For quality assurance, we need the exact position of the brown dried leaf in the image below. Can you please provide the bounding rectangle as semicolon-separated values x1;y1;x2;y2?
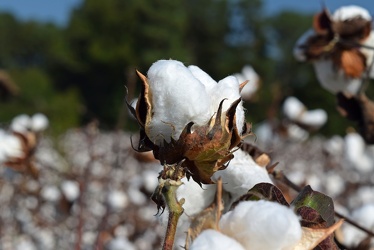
292;219;344;250
339;49;366;78
313;8;332;35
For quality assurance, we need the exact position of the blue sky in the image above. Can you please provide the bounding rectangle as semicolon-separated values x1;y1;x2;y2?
0;0;373;26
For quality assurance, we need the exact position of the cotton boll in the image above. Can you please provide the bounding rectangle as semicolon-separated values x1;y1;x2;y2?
31;113;49;132
177;177;216;216
188;65;217;92
61;180;80;202
220;200;302;250
323;135;344;156
190;229;245;250
107;190;129;210
40;185;61;202
11;114;32;133
342;203;374;246
293;29;315;61
332;5;371;22
299;109;327;128
344;132;374;173
212;149;272;201
212;76;245;134
313;60;362;94
147;60;212;144
0;131;23;162
107;236;136;250
283;96;305;121
235;65;260;101
286;124;309;142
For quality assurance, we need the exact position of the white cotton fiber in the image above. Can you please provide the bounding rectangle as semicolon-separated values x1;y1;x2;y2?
299;109;327;128
190;229;245;250
31;113;49;132
234;65;260;101
188;65;217;92
313;60;362;94
220;200;302;250
332;5;371;22
283;97;305;121
0;130;23;162
211;76;245;134
342;203;374;246
61;180;80;202
344;132;374;173
212;149;272;200
177;177;216;216
147;60;212;144
11;114;32;133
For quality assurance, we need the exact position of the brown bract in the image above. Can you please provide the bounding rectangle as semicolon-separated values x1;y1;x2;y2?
127;70;251;185
299;8;371;78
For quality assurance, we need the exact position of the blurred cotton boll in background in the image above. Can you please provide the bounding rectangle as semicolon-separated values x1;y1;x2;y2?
283;96;327;130
293;5;374;94
10;113;49;134
342;203;374;247
0;129;24;163
219;200;302;250
234;65;260;101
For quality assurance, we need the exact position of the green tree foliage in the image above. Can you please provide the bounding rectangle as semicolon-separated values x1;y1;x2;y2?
0;13;81;134
0;1;362;136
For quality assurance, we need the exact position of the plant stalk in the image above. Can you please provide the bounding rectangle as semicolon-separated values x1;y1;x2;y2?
162;181;184;250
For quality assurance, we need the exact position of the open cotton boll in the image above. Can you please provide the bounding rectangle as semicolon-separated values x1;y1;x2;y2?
286;124;309;142
220;200;302;250
313;60;362;94
31;113;49;132
10;114;32;133
211;149;272;201
190;229;245;250
332;5;371;22
344;132;374;172
61;180;80;202
283;96;305;121
107;190;129;210
188;65;217;92
299;109;327;128
234;65;260;101
176;177;216;216
342;203;374;247
293;29;315;61
147;60;212;144
0;131;23;162
211;76;245;134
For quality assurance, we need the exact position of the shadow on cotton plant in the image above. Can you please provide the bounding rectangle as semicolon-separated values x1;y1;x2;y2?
127;59;343;250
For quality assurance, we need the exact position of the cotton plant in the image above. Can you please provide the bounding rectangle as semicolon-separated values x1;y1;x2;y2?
294;5;374;94
127;59;344;250
0;113;49;176
186;180;343;250
127;59;251;249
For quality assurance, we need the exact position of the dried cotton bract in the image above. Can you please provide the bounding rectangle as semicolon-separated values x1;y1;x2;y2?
128;59;251;184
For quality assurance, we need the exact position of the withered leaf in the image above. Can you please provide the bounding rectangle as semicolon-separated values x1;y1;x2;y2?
230;182;289;210
292;220;344;250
